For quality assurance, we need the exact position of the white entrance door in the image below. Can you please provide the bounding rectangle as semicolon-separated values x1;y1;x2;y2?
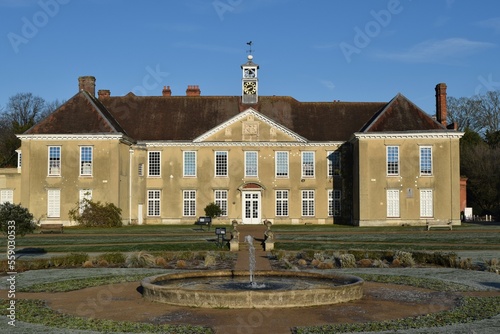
242;191;261;224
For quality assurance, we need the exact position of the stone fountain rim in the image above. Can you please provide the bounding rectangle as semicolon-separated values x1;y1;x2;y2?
142;270;364;291
141;270;364;308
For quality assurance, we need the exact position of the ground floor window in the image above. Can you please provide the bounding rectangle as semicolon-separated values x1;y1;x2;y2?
386;189;400;217
302;190;315;216
420;189;433;217
214;190;228;216
183;190;196;216
0;189;13;204
147;190;161;216
47;189;61;218
329;190;341;217
276;190;289;216
79;189;92;214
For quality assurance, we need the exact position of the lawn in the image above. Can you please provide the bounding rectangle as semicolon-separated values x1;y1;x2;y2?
1;222;499;253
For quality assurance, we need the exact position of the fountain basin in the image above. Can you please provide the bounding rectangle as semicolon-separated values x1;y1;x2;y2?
141;270;364;308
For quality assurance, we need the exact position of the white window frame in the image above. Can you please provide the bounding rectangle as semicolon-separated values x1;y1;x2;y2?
215;190;228;216
0;189;14;204
275;151;289;178
301;190;315;217
420;146;432;176
47;189;61;218
276;190;289;216
245;151;258;177
138;163;144;176
215;151;228;177
387;146;399;176
420;189;434;218
302;151;315;178
329;189;341;217
386;189;400;218
48;146;61;176
148;151;161;177
80;146;93;176
79;189;92;214
183;190;196;216
147;190;161;217
183;151;197;177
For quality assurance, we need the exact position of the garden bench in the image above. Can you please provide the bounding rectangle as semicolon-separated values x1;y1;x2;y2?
40;223;64;234
426;220;453;231
194;216;212;231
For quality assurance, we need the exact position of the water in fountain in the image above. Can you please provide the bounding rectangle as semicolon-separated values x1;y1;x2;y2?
245;235;266;289
245;235;256;286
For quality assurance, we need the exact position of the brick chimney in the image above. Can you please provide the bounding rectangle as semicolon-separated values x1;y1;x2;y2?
162;86;172;96
98;89;110;99
435;83;447;126
186;85;201;96
78;76;96;96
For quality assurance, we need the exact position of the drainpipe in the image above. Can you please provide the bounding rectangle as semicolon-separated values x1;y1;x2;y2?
129;148;134;225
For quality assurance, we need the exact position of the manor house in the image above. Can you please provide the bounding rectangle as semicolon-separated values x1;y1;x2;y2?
0;55;463;226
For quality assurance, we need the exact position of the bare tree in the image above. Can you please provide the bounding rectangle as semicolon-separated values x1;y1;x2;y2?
0;93;63;167
5;93;46;132
447;96;483;132
479;90;500;135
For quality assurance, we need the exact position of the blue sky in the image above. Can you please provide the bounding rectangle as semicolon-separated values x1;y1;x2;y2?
1;0;499;116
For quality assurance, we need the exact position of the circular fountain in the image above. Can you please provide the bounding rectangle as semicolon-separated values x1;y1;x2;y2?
141;235;363;308
141;270;364;308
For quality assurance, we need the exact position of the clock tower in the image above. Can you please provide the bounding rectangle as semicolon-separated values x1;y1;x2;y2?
241;54;259;104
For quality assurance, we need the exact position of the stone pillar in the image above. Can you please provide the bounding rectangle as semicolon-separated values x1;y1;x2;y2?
263;220;274;251
230;220;240;252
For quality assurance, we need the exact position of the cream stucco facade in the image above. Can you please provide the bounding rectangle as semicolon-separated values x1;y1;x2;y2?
0;58;463;227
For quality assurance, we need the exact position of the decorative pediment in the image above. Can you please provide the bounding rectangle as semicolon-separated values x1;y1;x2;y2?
193;108;307;143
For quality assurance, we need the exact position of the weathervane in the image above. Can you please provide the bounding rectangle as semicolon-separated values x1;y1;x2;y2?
246;41;253;55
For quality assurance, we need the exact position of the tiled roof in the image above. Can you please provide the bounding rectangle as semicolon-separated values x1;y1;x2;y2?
100;95;386;142
361;94;445;132
25;91;446;142
26;92;126;135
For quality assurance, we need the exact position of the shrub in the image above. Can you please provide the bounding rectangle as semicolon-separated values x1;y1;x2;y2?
297;259;308;266
125;251;156;268
82;260;94;268
52;253;89;267
311;259;321;267
372;259;389;268
97;259;109;267
394;250;415;267
335;253;357;268
204;251;217;267
176;259;187;268
68;198;122;228
411;251;457;267
0;202;35;236
457;257;473;270
317;261;334;269
358;258;372;267
204;202;222;218
155;257;168;267
96;252;126;265
485;258;499;273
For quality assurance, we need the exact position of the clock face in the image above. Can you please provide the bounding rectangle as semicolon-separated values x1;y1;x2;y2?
243;81;256;95
244;68;256;78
